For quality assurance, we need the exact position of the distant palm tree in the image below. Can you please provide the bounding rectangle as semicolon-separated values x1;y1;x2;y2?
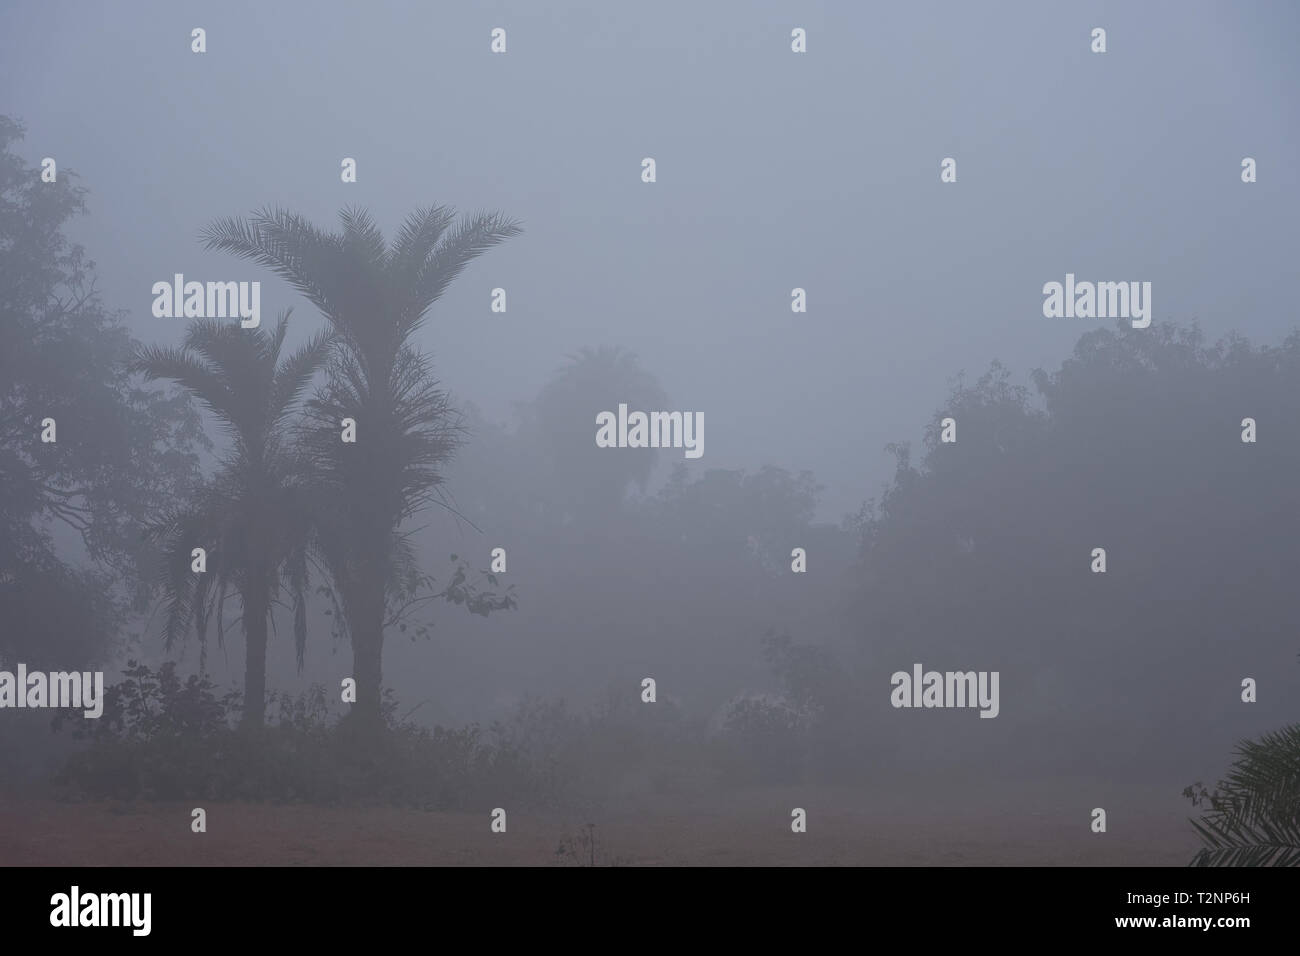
131;311;330;727
200;205;520;728
532;346;669;519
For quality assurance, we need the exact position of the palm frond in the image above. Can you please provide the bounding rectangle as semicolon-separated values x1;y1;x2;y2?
338;205;389;270
200;207;344;319
130;344;242;429
387;204;457;282
1188;723;1300;867
1191;816;1300;867
266;309;291;368
403;210;522;336
270;323;332;425
283;543;310;671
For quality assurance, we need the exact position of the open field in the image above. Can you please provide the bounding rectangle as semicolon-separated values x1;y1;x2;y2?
0;776;1201;866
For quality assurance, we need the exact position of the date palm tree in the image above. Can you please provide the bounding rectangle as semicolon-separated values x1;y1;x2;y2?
200;205;521;728
131;311;330;727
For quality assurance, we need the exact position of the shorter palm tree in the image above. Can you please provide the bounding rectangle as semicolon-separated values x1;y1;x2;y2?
131;311;330;727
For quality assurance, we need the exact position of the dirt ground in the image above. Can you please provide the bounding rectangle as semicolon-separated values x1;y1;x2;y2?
0;775;1202;866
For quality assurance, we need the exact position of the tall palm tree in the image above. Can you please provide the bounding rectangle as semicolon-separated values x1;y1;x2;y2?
200;205;521;728
131;311;330;727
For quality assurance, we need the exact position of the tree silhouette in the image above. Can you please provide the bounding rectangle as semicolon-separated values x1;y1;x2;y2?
0;115;204;670
532;346;669;521
131;312;330;727
846;322;1300;773
200;205;520;728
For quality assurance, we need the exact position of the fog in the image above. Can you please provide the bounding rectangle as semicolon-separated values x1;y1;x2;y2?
2;0;1299;865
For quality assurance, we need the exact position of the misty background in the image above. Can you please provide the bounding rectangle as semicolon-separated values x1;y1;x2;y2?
5;0;1296;529
3;0;1300;862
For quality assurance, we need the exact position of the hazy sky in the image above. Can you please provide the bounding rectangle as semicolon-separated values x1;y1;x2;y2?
3;0;1298;520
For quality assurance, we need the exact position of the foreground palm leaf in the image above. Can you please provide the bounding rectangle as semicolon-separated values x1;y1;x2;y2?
1189;724;1300;867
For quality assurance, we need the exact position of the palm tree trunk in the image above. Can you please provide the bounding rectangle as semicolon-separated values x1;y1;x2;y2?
241;579;270;728
346;573;386;730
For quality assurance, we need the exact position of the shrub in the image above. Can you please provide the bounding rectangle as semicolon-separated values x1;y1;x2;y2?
52;661;549;808
713;693;811;785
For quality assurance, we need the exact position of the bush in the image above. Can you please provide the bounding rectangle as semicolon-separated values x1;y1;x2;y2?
53;665;740;809
713;693;811;785
486;690;712;809
51;661;550;808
